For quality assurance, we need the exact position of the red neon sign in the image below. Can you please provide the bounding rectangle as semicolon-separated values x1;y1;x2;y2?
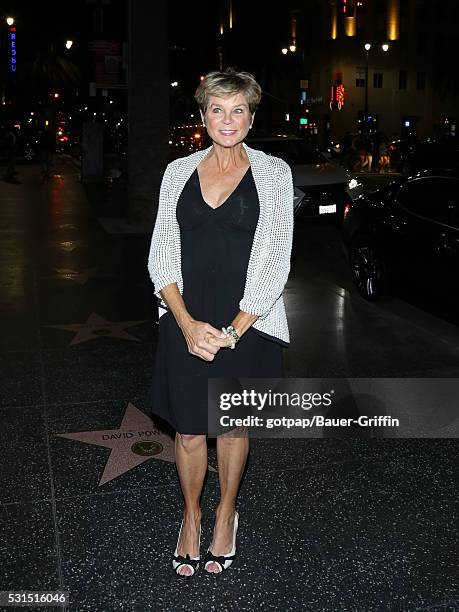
330;83;345;111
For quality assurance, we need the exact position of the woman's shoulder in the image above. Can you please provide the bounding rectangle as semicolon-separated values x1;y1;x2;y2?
244;144;291;176
167;148;208;170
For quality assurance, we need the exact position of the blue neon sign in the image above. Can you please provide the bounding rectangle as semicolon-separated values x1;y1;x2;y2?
9;27;17;72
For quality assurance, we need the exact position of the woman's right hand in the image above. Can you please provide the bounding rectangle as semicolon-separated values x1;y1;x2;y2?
180;319;227;362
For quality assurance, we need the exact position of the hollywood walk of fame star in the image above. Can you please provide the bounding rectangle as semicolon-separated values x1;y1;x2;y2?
47;312;150;345
55;223;79;230
54;402;217;485
43;267;99;285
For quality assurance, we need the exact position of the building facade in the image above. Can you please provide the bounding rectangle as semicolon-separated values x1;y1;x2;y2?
296;0;458;143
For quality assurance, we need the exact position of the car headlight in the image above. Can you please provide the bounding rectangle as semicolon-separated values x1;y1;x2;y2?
348;178;360;190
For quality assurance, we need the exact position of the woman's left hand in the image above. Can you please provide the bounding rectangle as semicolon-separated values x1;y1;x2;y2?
206;331;234;349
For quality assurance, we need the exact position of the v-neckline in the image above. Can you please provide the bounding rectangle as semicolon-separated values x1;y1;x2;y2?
195;166;251;210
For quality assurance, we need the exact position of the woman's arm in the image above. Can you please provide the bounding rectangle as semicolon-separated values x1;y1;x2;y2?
231;310;259;337
238;160;294;320
207;310;258;346
208;160;293;344
147;162;181;303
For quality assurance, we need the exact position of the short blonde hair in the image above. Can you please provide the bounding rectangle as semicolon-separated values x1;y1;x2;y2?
194;67;262;115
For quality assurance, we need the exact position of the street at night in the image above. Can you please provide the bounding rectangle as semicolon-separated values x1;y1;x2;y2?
0;1;458;611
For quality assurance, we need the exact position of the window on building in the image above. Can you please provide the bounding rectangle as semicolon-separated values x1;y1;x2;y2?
373;72;383;88
434;37;443;57
356;66;365;87
399;70;408;90
417;36;426;54
417;71;426;90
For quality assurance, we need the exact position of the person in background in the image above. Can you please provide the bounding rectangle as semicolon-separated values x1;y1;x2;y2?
378;137;391;173
366;133;374;172
341;131;354;169
353;132;368;172
38;127;56;181
371;132;382;173
2;122;20;184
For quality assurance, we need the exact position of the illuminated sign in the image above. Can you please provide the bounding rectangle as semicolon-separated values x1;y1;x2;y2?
9;27;17;72
329;83;345;111
304;96;323;105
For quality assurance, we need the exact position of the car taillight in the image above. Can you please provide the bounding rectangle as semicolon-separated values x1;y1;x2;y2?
343;203;352;219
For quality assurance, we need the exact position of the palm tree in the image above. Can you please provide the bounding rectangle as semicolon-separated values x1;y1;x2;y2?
19;47;80;100
127;0;169;225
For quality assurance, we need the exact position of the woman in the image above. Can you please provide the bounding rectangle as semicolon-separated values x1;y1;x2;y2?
352;133;368;172
378;137;390;173
148;68;294;577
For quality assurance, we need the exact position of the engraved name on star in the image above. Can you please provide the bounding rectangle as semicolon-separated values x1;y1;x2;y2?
54;403;217;485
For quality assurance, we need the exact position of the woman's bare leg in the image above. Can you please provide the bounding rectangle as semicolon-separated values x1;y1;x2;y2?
174;432;207;576
206;427;249;573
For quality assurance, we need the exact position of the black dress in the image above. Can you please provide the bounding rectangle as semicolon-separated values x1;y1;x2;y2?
150;166;286;435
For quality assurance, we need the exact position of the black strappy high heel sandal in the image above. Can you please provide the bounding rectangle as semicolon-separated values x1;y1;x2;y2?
172;519;201;578
204;511;239;574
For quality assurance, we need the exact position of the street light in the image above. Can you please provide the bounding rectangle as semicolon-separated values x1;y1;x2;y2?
363;42;390;131
6;17;15;26
65;40;73;50
282;44;296;55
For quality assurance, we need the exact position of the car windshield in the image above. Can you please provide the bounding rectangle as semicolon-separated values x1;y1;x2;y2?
247;139;325;165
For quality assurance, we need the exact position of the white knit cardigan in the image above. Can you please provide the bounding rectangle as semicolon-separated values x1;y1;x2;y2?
147;141;294;344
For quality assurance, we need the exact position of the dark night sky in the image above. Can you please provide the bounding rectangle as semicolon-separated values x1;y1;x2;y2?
4;1;290;72
2;0;297;120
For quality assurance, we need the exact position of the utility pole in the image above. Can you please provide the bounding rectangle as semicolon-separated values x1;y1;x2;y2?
127;0;169;225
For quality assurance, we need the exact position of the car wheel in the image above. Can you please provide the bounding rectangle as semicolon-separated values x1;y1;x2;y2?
349;235;386;301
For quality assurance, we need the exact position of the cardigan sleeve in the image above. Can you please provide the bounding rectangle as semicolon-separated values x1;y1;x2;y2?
147;161;180;302
239;159;294;320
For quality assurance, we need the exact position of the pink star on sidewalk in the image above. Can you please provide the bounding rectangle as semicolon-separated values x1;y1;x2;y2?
43;267;98;285
47;312;149;345
54;402;217;486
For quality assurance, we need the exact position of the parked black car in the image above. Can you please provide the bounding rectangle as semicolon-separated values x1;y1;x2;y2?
389;139;459;176
342;169;459;306
245;134;362;222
